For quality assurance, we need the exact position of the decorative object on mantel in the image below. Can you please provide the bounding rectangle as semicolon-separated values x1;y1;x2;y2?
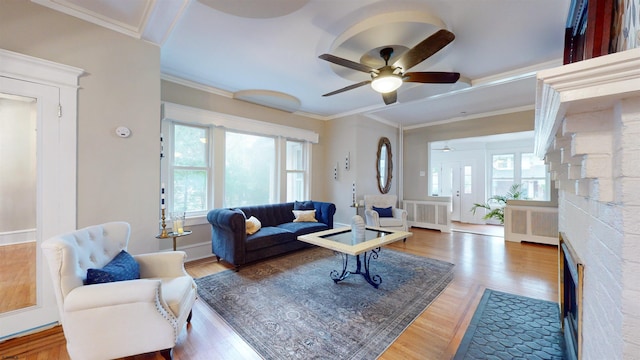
564;0;639;64
351;215;365;244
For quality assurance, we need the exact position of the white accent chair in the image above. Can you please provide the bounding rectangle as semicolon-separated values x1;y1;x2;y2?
41;222;197;360
364;194;409;231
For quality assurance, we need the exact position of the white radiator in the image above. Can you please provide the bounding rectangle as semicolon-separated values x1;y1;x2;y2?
504;203;558;245
403;199;451;233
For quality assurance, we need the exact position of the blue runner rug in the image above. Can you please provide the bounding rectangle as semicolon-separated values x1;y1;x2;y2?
454;289;566;360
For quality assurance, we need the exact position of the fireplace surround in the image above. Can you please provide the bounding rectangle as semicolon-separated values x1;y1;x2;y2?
559;233;583;360
535;47;640;359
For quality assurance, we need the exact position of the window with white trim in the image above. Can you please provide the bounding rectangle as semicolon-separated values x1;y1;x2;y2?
161;103;314;218
170;123;210;215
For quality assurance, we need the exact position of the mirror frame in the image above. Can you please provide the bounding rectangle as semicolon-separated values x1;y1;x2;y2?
376;137;393;194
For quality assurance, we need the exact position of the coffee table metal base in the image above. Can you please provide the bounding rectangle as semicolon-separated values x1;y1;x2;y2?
330;247;382;288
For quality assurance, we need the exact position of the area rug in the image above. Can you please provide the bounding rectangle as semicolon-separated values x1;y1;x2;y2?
195;247;454;359
453;289;566;360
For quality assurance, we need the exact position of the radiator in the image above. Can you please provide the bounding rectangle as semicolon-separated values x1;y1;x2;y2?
504;204;558;245
403;199;451;233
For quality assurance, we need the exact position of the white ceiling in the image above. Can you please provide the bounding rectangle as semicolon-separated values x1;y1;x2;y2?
33;0;571;127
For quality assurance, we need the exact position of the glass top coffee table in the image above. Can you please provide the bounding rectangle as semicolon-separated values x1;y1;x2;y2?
298;226;412;288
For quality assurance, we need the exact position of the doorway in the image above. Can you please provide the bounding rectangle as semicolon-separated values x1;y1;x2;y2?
440;161;476;223
0;50;82;340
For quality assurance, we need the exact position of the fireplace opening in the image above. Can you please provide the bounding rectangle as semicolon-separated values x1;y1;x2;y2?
560;233;583;360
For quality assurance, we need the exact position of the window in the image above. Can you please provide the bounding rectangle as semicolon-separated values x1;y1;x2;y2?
489;152;549;200
521;153;547;200
464;165;472;194
224;131;276;207
162;102;316;219
491;154;514;197
170;123;209;215
285;140;307;202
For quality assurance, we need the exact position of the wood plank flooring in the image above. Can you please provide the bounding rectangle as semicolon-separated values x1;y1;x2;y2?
0;242;36;313
0;228;558;360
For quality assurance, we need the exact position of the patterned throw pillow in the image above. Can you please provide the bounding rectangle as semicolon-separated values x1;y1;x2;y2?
86;250;140;285
293;209;318;222
372;206;393;218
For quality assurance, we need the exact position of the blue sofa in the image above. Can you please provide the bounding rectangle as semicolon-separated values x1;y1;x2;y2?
206;201;336;269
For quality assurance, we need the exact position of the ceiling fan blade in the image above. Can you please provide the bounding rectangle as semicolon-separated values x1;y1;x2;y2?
322;80;372;97
319;54;378;74
393;29;455;71
382;91;397;105
404;71;461;83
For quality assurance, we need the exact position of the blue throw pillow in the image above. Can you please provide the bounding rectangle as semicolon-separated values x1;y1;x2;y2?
294;200;315;210
86;250;140;285
373;206;393;218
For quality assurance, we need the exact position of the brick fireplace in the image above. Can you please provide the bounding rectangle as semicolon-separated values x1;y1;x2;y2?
535;47;640;359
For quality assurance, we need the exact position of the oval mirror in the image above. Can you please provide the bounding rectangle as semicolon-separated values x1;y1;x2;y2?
376;137;392;194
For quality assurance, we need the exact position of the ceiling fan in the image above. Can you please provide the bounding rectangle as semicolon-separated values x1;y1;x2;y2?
319;29;461;105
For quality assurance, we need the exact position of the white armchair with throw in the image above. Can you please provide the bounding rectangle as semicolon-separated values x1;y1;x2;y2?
41;222;197;360
364;194;409;231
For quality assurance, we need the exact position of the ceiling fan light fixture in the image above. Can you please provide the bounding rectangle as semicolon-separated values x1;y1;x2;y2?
371;74;402;93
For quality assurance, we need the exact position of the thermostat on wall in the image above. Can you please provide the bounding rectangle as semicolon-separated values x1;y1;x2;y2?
115;126;131;138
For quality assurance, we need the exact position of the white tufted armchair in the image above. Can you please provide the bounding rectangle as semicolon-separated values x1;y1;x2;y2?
41;222;197;360
364;194;409;231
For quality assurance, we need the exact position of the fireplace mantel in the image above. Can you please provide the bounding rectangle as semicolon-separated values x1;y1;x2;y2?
534;48;640;203
535;47;640;157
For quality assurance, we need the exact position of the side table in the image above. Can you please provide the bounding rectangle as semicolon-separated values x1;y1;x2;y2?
350;203;363;217
156;230;192;251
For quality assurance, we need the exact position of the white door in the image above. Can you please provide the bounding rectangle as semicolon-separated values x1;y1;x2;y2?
0;77;69;339
442;161;476;223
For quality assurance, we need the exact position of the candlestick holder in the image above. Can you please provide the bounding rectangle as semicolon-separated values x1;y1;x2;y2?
160;208;168;238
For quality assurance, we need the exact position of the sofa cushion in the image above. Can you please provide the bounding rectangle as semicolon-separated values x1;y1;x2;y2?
379;217;404;228
293;209;317;222
86;250;140;285
278;221;328;236
245;226;295;251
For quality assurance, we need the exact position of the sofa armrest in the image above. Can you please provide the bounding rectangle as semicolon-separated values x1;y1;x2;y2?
392;207;408;221
64;279;163;312
313;201;336;228
364;209;380;227
206;208;247;265
134;251;189;278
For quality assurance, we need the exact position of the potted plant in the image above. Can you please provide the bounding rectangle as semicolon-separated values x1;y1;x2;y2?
471;184;527;224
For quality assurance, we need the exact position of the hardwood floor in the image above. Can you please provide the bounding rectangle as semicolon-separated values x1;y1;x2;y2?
0;228;558;360
0;242;36;313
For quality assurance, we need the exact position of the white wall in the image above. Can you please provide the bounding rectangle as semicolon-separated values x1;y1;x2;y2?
326;114;398;226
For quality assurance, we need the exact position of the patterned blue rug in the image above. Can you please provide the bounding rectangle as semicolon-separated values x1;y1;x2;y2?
454;289;566;360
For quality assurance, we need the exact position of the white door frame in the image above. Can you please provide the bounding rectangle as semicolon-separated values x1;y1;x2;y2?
0;49;82;340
